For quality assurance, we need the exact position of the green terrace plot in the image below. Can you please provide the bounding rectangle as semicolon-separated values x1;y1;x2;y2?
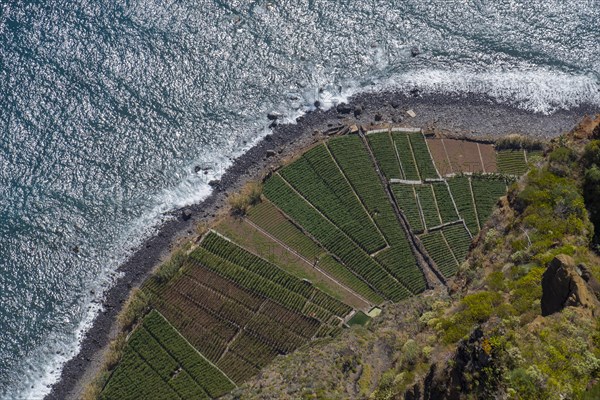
279;145;386;254
419;230;459;278
367;131;403;180
414;184;442;229
101;310;234;400
326;135;426;294
471;176;508;227
497;149;528;175
408;132;440;179
431;182;459;224
393;132;421;181
247;201;323;261
198;231;352;319
247;202;383;304
263;174;412;301
441;223;472;262
447;176;480;236
391;184;424;233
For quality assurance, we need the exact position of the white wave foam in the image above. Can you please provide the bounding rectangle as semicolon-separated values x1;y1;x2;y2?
17;66;598;400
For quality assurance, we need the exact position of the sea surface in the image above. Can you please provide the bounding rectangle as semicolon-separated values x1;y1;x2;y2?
0;0;599;398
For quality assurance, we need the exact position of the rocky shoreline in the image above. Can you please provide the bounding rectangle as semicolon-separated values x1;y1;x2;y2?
45;90;596;400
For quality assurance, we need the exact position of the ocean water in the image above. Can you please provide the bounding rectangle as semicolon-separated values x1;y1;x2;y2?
0;0;598;398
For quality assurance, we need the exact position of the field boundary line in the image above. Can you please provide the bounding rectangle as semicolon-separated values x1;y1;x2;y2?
468;177;482;231
322;144;390;249
406;133;422;181
477;143;486;173
278;172;387;255
360;131;446;288
392;132;408;180
444;181;463;227
244;218;373;308
440;139;454;175
428;184;444;227
422;133;442;179
256;199;386;301
439;231;460;268
154;310;238;388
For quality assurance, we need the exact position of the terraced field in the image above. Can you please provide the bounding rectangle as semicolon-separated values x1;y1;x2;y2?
101;128;516;399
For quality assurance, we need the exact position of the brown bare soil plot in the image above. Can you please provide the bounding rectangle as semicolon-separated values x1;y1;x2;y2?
478;143;498;173
426;138;453;176
427;138;498;175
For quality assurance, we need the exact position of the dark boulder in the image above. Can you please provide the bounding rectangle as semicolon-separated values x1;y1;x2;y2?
374;113;383;122
267;112;282;121
314;100;321;108
336;102;353;114
541;254;600;316
181;209;192;221
266;149;276;157
411;46;421;57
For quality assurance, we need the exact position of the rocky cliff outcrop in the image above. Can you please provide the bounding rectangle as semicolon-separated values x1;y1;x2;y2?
541;254;600;317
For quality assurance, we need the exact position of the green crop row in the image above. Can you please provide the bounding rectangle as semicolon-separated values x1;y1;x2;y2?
393;133;420;180
374;246;427;294
497;149;528;175
327;136;424;294
201;232;314;298
201;232;351;318
431;182;459;223
471;176;507;226
408;133;439;179
420;231;459;278
367;132;403;180
414;185;442;229
280;148;386;254
442;223;472;262
391;184;424;232
447;176;480;236
247;200;323;261
152;298;228;363
228;331;281;368
263;173;411;302
216;352;260;385
316;254;384;304
191;247;308;313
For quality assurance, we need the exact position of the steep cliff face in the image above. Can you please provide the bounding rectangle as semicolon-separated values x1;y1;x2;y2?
227;123;600;400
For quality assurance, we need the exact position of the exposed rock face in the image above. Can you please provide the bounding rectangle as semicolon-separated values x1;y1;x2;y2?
541;254;600;316
419;327;498;400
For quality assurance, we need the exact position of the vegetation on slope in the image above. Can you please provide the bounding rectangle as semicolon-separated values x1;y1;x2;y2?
226;120;600;400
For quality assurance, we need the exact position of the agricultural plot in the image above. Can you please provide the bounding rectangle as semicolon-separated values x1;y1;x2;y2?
408;133;439;179
247;201;381;303
471;176;508;227
198;232;352;318
214;215;370;309
101;310;234;400
497;149;528;175
279;146;386;254
447;176;480;236
431;182;459;224
442;223;472;262
391;184;424;232
392;132;420;181
414;185;442;229
326;135;425;294
263;173;412;302
247;201;322;261
419;231;459;278
104;131;526;400
367;131;403;180
426;138;499;175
